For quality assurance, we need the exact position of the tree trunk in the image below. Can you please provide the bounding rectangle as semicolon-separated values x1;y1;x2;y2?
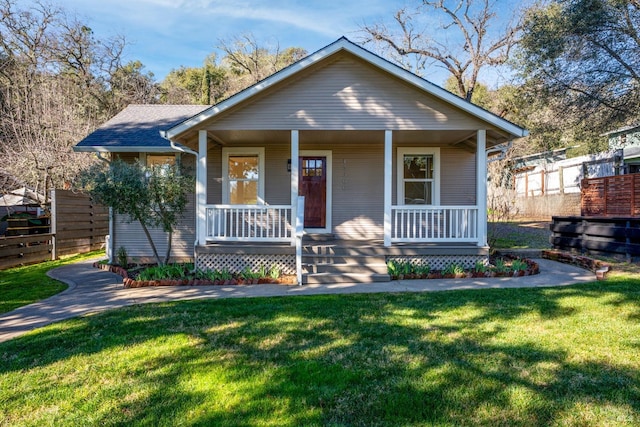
163;230;173;266
138;220;163;266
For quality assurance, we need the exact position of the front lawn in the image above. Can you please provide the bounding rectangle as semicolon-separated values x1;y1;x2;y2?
1;272;638;426
0;251;104;315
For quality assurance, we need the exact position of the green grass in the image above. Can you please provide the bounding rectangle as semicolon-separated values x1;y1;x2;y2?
0;251;105;315
1;272;638;426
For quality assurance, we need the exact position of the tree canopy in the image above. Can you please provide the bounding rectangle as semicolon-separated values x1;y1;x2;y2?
79;160;193;266
514;0;640;153
362;0;522;100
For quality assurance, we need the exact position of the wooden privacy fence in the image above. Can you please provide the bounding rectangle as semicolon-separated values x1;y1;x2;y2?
551;216;640;261
581;173;640;217
0;190;108;270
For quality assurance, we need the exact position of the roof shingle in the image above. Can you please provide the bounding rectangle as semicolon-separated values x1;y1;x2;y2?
75;104;210;151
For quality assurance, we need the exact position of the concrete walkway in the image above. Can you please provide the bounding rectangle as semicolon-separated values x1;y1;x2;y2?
0;258;596;343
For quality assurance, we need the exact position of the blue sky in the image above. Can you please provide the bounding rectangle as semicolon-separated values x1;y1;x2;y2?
58;0;522;87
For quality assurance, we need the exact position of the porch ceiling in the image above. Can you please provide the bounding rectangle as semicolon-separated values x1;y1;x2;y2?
201;129;509;149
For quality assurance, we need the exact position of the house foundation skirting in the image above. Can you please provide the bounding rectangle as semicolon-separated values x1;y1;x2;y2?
196;244;296;275
386;254;488;270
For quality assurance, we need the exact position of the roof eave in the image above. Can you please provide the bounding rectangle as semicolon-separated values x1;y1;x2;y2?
73;146;179;153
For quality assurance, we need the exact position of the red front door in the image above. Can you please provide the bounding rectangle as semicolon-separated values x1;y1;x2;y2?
299;156;326;228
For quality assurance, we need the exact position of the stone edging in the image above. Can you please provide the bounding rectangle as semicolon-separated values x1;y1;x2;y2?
541;250;611;280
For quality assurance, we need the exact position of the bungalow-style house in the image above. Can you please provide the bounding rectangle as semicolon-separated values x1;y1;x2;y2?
75;37;527;284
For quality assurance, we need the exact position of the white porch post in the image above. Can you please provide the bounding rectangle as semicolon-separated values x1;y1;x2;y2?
476;129;487;247
384;130;393;247
290;130;299;246
197;130;208;246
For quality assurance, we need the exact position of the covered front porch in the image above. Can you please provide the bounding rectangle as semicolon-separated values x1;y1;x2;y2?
195;129;489;245
191;128;491;284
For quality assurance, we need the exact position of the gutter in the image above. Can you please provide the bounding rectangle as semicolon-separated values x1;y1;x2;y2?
160;130;200;267
486;141;512;163
160;130;199;157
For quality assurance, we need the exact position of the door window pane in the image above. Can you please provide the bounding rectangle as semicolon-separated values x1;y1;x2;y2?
302;159;323;177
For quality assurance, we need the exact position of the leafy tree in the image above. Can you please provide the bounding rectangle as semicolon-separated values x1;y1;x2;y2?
516;0;640;152
443;75;493;110
161;55;228;105
79;160;193;266
160;35;306;104
218;33;307;97
362;0;522;100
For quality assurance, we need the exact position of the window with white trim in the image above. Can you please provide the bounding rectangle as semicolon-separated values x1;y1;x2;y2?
222;148;265;204
397;147;440;205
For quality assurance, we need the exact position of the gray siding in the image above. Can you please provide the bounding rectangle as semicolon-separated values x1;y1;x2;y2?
113;194;196;262
441;148;476;205
206;54;487;131
330;144;385;239
112;154;197;262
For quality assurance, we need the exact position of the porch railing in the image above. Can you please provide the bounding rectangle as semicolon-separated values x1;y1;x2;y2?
205;204;292;242
391;206;479;243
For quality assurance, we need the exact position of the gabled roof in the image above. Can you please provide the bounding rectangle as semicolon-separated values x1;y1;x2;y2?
166;37;528;140
74;104;210;152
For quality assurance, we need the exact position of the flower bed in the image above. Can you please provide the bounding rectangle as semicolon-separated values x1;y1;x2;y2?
94;255;541;288
93;262;297;288
387;255;540;281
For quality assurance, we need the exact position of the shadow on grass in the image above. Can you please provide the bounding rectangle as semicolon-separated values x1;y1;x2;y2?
0;278;639;426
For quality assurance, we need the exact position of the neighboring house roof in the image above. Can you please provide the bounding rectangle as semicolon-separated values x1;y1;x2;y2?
166;37;528;141
601;123;640;137
0;187;45;207
74;104;210;152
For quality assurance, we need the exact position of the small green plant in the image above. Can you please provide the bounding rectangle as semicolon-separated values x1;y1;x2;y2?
387;260;400;276
474;261;487;274
510;259;528;272
443;263;465;276
268;264;281;280
239;266;261;281
415;264;431;276
493;258;509;274
116;246;128;269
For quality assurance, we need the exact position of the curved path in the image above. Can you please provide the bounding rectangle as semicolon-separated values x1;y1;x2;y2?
0;258;595;343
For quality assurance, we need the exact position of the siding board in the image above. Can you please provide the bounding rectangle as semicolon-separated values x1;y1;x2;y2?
207;54;487;131
113;194;196;261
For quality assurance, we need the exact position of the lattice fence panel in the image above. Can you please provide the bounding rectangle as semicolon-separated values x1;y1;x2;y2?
197;253;296;275
386;255;487;270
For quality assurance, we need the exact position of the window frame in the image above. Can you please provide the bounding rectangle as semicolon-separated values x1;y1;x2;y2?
222;147;265;205
397;147;440;206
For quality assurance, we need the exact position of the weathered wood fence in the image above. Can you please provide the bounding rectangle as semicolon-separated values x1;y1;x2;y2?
0;190;108;269
550;216;640;261
581;173;640;217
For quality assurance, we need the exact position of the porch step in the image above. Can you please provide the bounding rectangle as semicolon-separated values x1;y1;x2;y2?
302;248;390;284
303;261;388;274
302;272;391;285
